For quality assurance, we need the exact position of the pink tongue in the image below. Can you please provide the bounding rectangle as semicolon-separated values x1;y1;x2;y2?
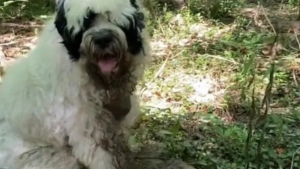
98;58;117;74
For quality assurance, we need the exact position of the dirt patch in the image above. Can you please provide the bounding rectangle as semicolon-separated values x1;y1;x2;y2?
0;21;43;74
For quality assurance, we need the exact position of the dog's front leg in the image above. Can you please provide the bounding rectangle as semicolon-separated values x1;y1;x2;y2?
67;113;116;169
67;109;136;169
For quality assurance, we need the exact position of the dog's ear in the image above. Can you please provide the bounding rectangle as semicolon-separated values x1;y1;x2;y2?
54;0;82;61
120;11;146;56
54;0;97;61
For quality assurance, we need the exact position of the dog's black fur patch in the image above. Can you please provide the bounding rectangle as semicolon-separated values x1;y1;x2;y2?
130;0;138;9
54;0;97;61
119;12;145;55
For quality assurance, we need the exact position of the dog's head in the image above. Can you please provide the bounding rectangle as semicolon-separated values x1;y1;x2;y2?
54;0;149;91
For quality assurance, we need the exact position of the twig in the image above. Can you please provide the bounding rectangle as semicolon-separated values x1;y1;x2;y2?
151;49;184;81
138;50;184;95
153;55;169;80
245;71;256;169
138;54;170;95
293;29;300;50
0;23;44;28
289;43;299;51
279;0;284;11
290;147;300;169
0;37;35;46
0;40;24;46
253;6;277;169
292;70;299;86
260;6;276;34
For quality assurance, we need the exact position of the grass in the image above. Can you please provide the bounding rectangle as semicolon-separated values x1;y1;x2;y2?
1;0;300;168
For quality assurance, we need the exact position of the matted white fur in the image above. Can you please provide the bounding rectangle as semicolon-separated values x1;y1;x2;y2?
0;0;151;168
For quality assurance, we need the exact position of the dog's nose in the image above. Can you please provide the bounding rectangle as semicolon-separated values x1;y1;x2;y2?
93;29;114;49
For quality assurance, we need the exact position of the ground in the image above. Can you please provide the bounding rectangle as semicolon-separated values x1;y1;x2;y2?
1;0;300;168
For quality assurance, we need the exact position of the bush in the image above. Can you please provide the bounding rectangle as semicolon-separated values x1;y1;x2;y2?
142;0;244;20
187;0;243;19
0;0;55;21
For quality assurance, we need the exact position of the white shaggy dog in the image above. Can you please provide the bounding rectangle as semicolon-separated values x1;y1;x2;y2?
0;0;151;168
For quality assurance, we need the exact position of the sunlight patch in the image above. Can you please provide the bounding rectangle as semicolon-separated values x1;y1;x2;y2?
140;72;227;114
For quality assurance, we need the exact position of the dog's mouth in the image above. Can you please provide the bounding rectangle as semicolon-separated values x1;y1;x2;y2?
98;55;120;75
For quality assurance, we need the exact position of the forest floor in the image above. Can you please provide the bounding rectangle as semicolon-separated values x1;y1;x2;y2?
1;0;300;168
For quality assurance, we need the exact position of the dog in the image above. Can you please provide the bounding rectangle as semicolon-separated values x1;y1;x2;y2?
0;0;151;168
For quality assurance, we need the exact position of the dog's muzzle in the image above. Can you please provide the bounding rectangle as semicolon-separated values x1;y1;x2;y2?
92;29;121;75
82;27;126;78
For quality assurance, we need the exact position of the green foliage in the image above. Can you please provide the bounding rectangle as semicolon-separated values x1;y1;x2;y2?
0;0;54;21
133;109;300;168
143;0;244;22
132;0;300;168
187;0;244;19
288;0;300;6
